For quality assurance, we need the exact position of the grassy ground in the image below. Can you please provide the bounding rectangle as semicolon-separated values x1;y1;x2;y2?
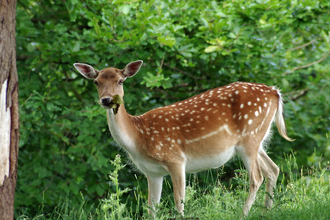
17;155;330;220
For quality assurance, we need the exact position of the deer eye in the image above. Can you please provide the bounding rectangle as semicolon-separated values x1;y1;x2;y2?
94;80;98;86
118;79;124;85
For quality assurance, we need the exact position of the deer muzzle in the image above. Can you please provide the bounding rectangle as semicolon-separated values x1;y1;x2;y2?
100;97;112;108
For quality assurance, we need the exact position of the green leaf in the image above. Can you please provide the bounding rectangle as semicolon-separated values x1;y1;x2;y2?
70;181;79;195
204;45;219;53
38;168;48;178
282;78;289;88
119;5;130;15
233;26;241;35
228;32;236;39
26;43;36;52
72;41;80;52
161;79;172;89
112;95;124;105
95;185;105;197
157;35;176;47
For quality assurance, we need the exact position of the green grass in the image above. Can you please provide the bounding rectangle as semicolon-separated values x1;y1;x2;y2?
17;155;330;220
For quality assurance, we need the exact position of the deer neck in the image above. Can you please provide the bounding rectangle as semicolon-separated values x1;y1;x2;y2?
106;105;138;154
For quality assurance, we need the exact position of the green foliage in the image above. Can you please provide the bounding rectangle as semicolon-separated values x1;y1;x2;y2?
109;95;124;115
100;155;131;219
16;0;330;217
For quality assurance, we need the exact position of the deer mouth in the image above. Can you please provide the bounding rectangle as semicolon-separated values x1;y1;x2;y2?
101;103;113;109
100;95;124;114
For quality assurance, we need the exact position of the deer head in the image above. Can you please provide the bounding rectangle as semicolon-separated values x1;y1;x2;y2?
73;60;143;109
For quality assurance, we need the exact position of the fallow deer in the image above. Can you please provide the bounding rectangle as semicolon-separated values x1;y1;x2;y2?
73;60;293;217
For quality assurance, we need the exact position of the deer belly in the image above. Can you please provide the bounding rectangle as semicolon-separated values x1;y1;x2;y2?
185;145;236;173
134;158;168;176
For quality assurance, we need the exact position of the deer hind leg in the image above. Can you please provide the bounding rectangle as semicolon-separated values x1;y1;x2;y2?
258;149;280;210
237;143;264;216
147;175;164;217
166;163;186;216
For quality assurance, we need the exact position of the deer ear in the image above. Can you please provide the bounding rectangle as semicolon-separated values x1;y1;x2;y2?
73;63;99;79
123;60;143;78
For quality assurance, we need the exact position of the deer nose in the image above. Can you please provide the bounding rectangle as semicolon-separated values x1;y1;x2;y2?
100;97;111;105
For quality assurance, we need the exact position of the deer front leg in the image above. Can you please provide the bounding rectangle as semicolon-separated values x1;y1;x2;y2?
168;163;186;216
147;175;163;217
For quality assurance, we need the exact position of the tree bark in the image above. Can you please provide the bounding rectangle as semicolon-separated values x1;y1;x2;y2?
0;0;19;219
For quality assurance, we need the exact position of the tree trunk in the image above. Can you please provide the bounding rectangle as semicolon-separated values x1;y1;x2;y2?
0;0;19;219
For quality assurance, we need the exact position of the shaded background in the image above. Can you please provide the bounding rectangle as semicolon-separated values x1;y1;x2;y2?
16;0;330;217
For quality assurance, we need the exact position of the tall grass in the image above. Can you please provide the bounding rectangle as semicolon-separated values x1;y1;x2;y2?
17;154;330;220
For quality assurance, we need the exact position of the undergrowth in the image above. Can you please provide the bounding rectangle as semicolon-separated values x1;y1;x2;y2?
17;154;330;220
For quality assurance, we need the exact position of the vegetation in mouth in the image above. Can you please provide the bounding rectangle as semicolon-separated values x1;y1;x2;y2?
109;95;124;115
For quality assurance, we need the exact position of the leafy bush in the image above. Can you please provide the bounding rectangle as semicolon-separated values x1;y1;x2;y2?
16;0;330;216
